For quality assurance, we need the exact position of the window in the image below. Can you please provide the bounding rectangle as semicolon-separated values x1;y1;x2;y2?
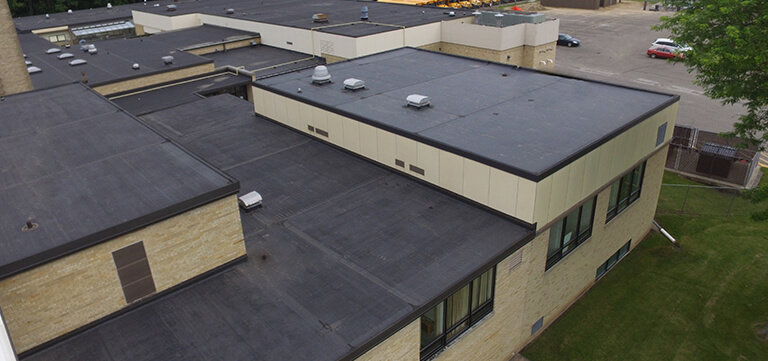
606;162;646;222
546;197;596;270
420;267;495;360
48;34;67;43
656;122;667;146
595;240;631;280
112;241;156;303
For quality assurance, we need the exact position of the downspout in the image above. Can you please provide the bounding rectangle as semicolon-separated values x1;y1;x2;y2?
652;220;679;247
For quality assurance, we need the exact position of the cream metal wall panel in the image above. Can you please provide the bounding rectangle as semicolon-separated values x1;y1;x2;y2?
359;123;379;160
342;116;361;153
489;168;519;217
396;136;418;165
441;20;504;50
251;87;266;119
523;19;559;47
404;22;442;47
326;112;344;145
356;30;403;58
131;11;175;33
439;150;464;194
533;102;678;226
376;129;397;168
198;15;315;55
284;97;303;130
311;108;329;135
170;13;202;29
462;158;490;205
417;143;440;184
273;96;288;126
516;179;536;223
298;102;314;135
314;31;358;59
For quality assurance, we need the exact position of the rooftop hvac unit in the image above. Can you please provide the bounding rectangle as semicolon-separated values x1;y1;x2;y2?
167;4;177;11
46;48;61;54
312;13;329;23
238;191;263;211
132;63;140;70
88;47;98;54
27;66;42;74
406;94;431;109
68;59;87;66
312;65;331;84
226;8;234;14
107;3;112;9
361;6;369;21
343;78;365;90
25;60;32;65
57;52;74;59
162;55;174;64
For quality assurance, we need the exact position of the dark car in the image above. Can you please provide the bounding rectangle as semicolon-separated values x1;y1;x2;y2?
557;33;580;47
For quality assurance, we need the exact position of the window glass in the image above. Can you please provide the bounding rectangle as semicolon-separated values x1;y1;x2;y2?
547;220;563;258
596;263;607;279
445;285;470;340
578;198;594;238
471;269;493;311
608;181;620;212
420;302;444;349
618;175;632;207
631;164;644;195
562;210;579;247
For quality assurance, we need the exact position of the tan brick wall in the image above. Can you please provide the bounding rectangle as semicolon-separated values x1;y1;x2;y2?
92;63;215;95
418;42;556;69
0;1;33;95
355;320;420;361
0;195;246;352
135;25;146;36
321;53;347;64
352;146;666;361
184;38;260;56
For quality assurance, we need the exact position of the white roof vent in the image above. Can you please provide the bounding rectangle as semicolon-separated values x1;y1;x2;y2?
312;65;331;84
25;60;32;65
226;8;235;14
88;47;98;54
238;191;263;211
67;9;72;14
343;78;365;90
167;4;177;11
132;63;140;70
46;48;61;54
406;94;431;109
162;55;174;64
27;66;42;74
68;59;87;66
107;3;112;9
57;52;74;59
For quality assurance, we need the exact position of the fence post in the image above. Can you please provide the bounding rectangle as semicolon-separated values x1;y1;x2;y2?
681;185;690;212
674;144;682;169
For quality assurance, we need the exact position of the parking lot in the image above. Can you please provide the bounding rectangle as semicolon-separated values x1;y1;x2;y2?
540;2;744;133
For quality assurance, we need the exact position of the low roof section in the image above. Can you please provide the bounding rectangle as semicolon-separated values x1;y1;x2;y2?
0;84;237;280
24;94;533;361
255;48;679;181
13;1;151;33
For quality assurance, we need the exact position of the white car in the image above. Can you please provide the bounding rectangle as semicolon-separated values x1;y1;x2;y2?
652;38;692;52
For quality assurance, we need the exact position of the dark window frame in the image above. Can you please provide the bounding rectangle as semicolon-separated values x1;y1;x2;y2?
420;267;496;360
595;240;632;280
606;162;646;222
545;197;597;271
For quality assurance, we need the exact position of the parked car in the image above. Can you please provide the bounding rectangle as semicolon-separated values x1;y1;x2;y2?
652;38;692;52
647;45;684;59
557;33;580;47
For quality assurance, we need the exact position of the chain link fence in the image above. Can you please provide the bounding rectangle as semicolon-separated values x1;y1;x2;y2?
657;183;751;216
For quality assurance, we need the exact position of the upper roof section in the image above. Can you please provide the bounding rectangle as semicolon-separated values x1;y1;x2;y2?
0;83;237;280
13;1;155;32
133;0;469;37
255;48;679;181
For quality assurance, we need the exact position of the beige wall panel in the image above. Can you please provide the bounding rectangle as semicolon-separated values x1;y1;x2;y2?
377;129;397;168
298;102;314;135
93;64;215;96
404;22;442;47
251;86;266;115
546;166;569;222
131;11;174;32
488;168;519;217
462;158;490;205
533;175;551;225
356;30;403;57
566;156;586;207
198;15;315;55
283;97;302;130
342;116;361;153
354;320;419;361
396;136;418;165
523;20;560;47
170;14;202;29
417;143;440;183
273;95;288;126
596;139;616;190
0;196;245;353
516;179;536;224
326;112;344;145
581;149;600;196
311;108;329;137
359;122;379;160
261;90;277;120
439;150;464;195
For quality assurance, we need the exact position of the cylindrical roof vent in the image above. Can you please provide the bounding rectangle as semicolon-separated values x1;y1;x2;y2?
312;65;331;84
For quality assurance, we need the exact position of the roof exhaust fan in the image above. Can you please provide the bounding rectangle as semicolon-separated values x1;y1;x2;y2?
361;6;369;21
167;4;177;11
46;48;61;54
27;66;42;74
343;78;365;91
226;8;234;14
238;191;263;211
312;65;331;84
406;94;431;109
312;13;329;23
162;55;174;65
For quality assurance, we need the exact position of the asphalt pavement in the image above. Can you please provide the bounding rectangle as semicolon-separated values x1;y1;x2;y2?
540;2;744;133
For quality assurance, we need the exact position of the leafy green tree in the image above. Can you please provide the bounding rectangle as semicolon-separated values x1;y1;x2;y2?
654;0;768;147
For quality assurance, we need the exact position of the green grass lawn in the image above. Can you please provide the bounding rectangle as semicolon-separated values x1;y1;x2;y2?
522;171;768;361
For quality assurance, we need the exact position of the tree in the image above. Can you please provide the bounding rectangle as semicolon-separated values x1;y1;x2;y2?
653;0;768;147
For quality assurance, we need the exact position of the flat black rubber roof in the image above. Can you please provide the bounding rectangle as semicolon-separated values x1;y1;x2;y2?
0;84;237;280
23;94;533;361
134;0;468;37
13;1;150;32
256;48;679;181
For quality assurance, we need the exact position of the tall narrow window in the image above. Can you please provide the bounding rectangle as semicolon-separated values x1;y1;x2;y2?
112;241;156;304
420;267;496;360
606;162;646;222
546;197;597;270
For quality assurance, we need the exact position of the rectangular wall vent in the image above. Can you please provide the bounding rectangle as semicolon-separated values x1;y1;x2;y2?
508;250;523;273
112;241;156;304
395;159;405;168
307;125;315;132
315;128;329;137
531;317;544;335
409;164;425;176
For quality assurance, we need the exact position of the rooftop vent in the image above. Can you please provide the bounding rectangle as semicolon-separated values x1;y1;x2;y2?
46;48;61;54
343;78;365;90
88;47;98;55
312;65;331;84
27;66;42;74
226;8;234;14
406;94;431;109
312;13;328;23
448;11;455;17
107;3;112;9
238;191;263;211
57;52;74;59
361;6;369;21
25;60;32;65
45;14;49;19
132;63;140;70
69;59;87;66
162;55;174;64
67;9;72;14
167;4;177;11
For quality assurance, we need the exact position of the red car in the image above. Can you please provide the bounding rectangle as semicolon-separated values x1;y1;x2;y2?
647;45;684;59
